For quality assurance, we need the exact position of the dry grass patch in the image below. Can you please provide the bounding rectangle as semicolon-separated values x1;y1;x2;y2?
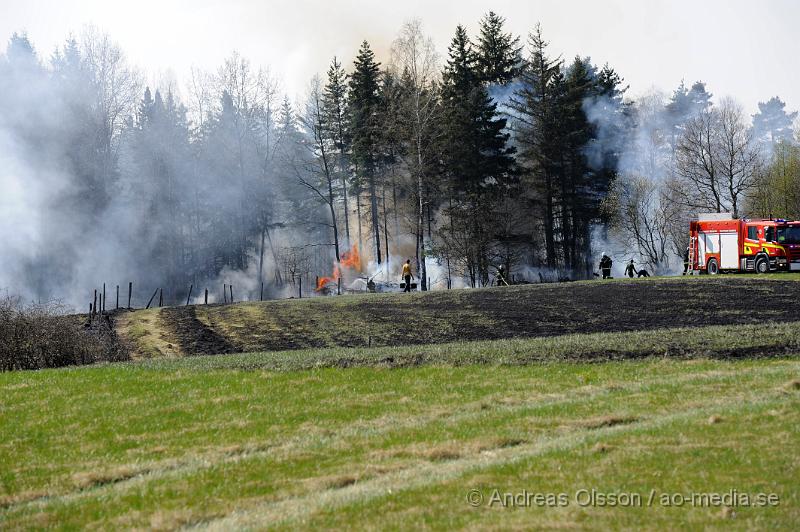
116;309;181;359
0;489;51;509
149;508;214;531
487;436;527;449
424;446;462;462
323;474;360;490
592;442;615;454
71;465;145;490
578;415;640;430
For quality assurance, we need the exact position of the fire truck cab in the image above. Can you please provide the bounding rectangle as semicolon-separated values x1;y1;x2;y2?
777;220;800;271
688;213;788;274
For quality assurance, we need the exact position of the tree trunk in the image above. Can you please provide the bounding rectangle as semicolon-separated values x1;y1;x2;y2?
417;139;427;291
339;154;351;247
356;189;364;254
369;173;382;264
544;174;556;268
382;189;390;266
258;227;266;285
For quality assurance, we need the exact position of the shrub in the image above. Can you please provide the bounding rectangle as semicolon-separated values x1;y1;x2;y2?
0;296;128;371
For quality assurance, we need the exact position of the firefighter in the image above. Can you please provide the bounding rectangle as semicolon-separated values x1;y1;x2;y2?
401;259;414;292
599;253;613;279
496;265;509;286
625;259;636;278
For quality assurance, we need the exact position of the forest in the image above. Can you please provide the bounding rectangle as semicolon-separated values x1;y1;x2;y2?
1;13;798;306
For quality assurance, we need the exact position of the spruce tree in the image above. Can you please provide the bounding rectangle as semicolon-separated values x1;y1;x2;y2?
508;24;562;268
348;41;383;263
323;57;352;246
440;25;516;285
562;57;599;273
475;11;522;85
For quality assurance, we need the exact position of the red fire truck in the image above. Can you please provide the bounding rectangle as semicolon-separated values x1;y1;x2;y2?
687;213;789;274
777;219;800;271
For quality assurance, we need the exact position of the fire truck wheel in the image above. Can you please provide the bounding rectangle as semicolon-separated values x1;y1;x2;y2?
755;255;769;274
707;258;719;275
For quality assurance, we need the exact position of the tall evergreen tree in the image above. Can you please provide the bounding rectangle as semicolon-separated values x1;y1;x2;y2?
475;11;522;85
348;41;383;263
752;96;798;145
440;25;516;285
508;24;563;268
322;57;352;246
666;80;712;148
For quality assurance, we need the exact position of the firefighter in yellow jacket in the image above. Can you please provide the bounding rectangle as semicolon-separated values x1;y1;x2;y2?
401;259;414;292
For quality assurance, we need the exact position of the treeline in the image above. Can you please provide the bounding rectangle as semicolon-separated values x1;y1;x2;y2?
1;13;798;304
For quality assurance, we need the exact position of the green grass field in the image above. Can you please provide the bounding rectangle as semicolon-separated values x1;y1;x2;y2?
2;319;799;529
0;323;800;529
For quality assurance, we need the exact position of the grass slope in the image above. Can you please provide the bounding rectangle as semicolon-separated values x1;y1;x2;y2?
118;275;800;358
1;326;799;529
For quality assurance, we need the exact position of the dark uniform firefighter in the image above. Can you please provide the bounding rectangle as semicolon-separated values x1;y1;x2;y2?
599;253;613;279
625;259;636;278
496;265;509;286
401;259;414;292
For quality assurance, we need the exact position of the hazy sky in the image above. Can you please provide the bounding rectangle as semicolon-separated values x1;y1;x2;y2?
2;0;798;113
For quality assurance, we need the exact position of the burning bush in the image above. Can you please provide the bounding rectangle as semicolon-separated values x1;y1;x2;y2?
0;296;128;371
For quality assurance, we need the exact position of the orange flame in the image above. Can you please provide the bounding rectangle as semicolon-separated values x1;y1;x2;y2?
316;244;361;291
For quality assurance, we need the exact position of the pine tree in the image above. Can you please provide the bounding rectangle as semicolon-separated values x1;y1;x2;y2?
348;41;383;263
323;57;352;247
666;80;712;148
687;81;712;112
508;24;563;268
440;25;516;285
475;11;522;85
752;96;798;145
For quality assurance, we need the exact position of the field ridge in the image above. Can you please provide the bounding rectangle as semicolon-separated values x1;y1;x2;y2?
117;276;800;359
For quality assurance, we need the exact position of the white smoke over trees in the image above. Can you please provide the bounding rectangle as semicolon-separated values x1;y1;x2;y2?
0;30;331;307
2;13;798;304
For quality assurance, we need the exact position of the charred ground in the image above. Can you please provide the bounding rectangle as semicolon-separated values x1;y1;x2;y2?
117;276;800;358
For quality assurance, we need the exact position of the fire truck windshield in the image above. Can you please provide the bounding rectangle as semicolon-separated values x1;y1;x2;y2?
777;226;800;244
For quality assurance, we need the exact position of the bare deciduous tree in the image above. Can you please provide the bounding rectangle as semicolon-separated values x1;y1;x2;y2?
390;18;440;290
297;76;341;263
604;174;676;272
675;98;761;217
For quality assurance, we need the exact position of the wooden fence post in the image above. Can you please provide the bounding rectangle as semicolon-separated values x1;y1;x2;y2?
128;282;133;308
223;284;227;303
146;288;158;309
229;285;233;303
116;285;119;310
186;284;193;306
102;283;106;313
204;288;208;305
93;290;97;316
158;288;163;307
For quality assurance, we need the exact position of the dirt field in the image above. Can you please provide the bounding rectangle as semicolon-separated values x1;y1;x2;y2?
118;277;800;358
